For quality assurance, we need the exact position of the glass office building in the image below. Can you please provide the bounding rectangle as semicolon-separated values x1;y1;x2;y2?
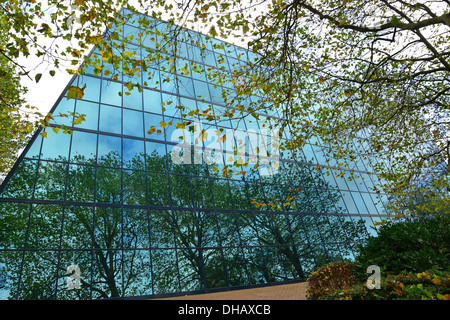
0;9;389;300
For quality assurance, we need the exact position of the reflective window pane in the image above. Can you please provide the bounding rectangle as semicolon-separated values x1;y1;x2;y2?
74;100;99;131
101;80;122;106
143;88;162;114
123;108;143;137
78;76;101;102
97;134;122;166
70;130;97;164
99;104;122;134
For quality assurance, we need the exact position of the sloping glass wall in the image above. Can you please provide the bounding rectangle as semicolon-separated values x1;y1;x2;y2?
0;9;389;300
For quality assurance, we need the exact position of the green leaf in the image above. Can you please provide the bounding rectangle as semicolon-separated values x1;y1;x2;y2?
49;70;55;77
66;86;85;100
35;73;42;83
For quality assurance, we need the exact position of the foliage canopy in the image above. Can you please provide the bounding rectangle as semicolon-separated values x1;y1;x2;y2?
1;0;449;217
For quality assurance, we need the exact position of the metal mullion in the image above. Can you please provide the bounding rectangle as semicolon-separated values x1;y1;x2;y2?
304;166;348;263
15;157;42;300
245;174;291;281
243;119;297;280
141;61;156;295
195;143;229;290
89;70;104;300
187;62;220;288
269;182;307;279
119;53;125;298
53;121;76;299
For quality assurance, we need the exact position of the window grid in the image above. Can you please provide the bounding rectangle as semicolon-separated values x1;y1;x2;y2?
0;10;390;300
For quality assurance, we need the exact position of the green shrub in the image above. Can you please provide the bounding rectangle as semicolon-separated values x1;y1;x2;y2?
352;214;450;282
306;214;450;300
318;270;450;300
306;261;355;300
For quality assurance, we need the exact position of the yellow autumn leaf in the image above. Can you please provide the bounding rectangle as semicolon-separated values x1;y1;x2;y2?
432;278;442;285
199;129;208;141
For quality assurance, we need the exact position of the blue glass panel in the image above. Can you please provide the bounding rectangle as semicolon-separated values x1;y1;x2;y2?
175;57;191;77
146;140;166;157
163;116;179;143
123;87;143;111
311;144;327;165
160;71;177;94
78;76;101;102
84;48;102;76
40;129;71;161
360;192;377;214
178;97;198;120
224;44;236;57
0;203;30;250
144;67;160;89
208;83;225;104
100;80;122;106
144;113;165;141
245;113;260;131
203;50;216;67
147;171;170;204
191;63;207;81
161;93;178;117
193;79;210;101
123;170;147;205
214;52;229;70
217;213;240;246
74;100;99;131
149;211;175;247
361;173;376;191
151;249;180;294
23;136;42;159
228;56;240;71
340;191;358;214
66;164;95;202
187;45;204;64
160;53;174;72
123;108;143;137
122;138;145;168
143;88;162;114
123;24;140;40
351;174;366;191
34;161;67;201
170;174;193;207
178;76;195;98
333;170;349;190
70;130;97;164
97;134;122;167
99;104;121;134
0;160;37;199
53;99;75;127
211;38;226;55
95;169;122;204
371;193;388;215
352;191;368;214
122;250;153;296
142;31;157;49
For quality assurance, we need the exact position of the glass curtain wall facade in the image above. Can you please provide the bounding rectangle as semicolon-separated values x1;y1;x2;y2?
0;9;389;300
